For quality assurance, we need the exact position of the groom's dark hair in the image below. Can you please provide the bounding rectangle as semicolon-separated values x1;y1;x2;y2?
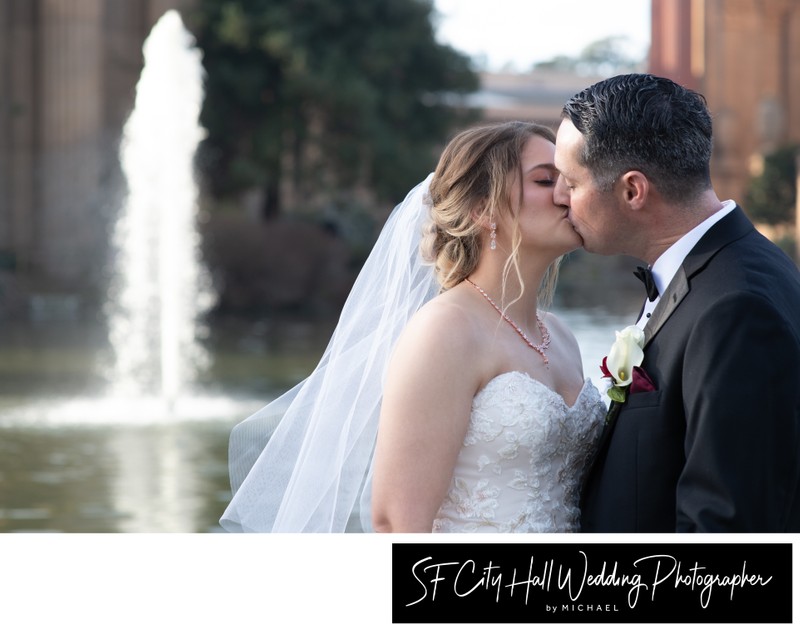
562;73;713;204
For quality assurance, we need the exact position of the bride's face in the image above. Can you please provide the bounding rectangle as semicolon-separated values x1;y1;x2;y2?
504;135;583;257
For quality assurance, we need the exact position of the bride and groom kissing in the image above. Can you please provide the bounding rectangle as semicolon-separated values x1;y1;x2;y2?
220;73;800;534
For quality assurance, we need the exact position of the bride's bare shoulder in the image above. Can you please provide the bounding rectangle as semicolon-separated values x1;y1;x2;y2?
395;289;485;356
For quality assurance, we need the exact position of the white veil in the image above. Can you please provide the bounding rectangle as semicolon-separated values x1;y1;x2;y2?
220;173;438;532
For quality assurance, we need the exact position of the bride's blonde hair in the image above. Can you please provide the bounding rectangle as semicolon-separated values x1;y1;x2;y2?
420;120;561;307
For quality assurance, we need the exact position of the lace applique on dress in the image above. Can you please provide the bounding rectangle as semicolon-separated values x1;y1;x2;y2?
432;372;606;533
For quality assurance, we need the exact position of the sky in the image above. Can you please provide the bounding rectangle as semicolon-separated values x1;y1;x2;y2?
432;0;652;72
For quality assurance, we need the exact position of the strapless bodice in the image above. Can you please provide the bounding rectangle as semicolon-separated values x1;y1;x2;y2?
433;371;606;533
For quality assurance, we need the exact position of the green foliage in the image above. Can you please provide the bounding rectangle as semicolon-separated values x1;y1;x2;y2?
744;144;799;226
186;0;479;216
607;385;627;403
534;36;644;75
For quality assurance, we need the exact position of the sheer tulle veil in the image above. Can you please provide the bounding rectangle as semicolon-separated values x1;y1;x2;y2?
220;173;438;532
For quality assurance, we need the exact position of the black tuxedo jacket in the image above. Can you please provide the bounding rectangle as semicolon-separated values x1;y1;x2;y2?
581;207;800;532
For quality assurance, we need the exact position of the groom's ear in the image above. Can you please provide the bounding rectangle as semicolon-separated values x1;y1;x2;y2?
619;170;649;210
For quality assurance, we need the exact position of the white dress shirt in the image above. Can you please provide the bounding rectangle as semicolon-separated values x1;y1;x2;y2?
636;200;737;329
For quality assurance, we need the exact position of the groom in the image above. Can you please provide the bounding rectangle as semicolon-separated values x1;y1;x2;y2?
554;73;800;532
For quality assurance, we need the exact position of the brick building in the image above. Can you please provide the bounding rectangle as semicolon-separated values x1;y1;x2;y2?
650;0;800;204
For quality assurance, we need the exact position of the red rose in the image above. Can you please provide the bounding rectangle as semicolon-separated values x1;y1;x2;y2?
600;356;613;380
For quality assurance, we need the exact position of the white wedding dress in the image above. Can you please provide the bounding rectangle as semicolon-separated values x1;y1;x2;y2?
432;371;606;533
220;176;608;533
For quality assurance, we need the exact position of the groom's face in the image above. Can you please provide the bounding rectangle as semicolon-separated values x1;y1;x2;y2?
554;120;625;255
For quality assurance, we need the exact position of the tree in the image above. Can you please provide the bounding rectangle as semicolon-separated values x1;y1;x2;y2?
745;144;798;226
534;36;644;76
186;0;479;218
575;36;644;75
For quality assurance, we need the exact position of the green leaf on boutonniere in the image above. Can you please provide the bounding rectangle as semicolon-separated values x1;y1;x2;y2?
607;385;628;403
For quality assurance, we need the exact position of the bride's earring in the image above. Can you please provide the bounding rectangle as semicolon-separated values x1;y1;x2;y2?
490;221;497;250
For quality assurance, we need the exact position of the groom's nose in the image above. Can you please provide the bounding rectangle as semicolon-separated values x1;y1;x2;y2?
553;174;569;209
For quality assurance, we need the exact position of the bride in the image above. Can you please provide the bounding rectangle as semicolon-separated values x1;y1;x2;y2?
220;121;606;533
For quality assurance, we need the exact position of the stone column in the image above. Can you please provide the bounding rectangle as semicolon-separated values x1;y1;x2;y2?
0;4;8;262
796;151;800;264
1;1;38;276
104;1;148;133
756;0;794;154
146;0;198;27
38;0;105;290
0;4;8;258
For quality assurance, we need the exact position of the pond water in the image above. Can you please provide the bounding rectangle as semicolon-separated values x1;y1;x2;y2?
0;300;639;533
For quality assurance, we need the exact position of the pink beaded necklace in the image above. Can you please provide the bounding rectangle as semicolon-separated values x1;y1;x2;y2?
465;278;550;366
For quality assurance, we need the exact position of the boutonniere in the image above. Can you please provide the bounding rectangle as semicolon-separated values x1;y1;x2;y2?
600;326;656;422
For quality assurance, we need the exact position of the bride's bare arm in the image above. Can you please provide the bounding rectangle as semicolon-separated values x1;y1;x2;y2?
371;300;482;533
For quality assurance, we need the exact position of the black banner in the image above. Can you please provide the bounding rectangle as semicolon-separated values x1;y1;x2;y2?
392;543;792;624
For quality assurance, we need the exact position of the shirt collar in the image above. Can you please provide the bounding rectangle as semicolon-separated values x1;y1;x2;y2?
649;200;737;297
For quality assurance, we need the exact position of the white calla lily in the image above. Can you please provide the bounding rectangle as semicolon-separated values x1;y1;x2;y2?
606;325;645;387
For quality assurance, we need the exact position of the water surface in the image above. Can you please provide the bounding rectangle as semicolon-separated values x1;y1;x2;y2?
0;304;636;533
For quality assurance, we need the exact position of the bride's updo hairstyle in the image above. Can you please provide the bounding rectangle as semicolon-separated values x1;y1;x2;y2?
421;120;560;305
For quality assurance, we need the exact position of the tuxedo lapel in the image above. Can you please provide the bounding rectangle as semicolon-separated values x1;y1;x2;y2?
681;206;753;276
643;267;689;347
642;207;754;348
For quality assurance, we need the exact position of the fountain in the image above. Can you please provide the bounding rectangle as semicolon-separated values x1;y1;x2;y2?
0;10;260;426
104;9;213;410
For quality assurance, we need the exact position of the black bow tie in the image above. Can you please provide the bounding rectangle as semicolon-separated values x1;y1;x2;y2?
634;266;659;302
